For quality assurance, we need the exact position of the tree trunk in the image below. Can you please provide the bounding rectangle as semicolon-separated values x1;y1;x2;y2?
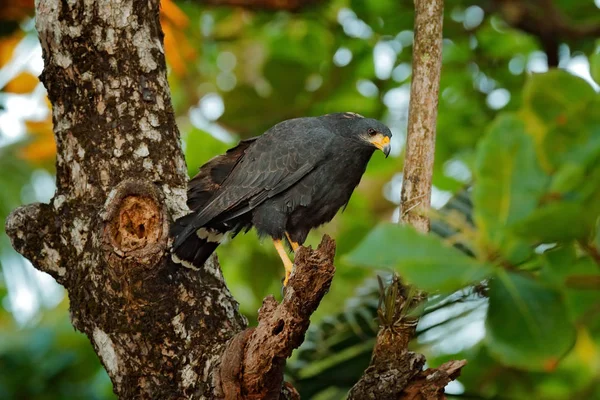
349;0;467;398
5;0;333;398
400;0;444;232
6;0;245;396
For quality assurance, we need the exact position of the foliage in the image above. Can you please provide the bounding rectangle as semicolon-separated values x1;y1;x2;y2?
348;70;600;397
0;303;115;400
347;223;492;293
1;0;600;399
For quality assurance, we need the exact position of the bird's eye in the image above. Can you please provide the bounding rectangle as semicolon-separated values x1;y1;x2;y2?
368;128;377;136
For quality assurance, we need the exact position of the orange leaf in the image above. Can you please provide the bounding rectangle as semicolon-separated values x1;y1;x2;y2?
21;118;56;162
160;0;189;28
163;22;194;77
25;119;53;137
5;71;38;94
0;0;34;22
542;358;559;372
159;0;196;77
19;135;56;163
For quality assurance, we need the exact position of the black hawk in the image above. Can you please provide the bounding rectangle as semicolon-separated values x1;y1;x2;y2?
171;112;392;285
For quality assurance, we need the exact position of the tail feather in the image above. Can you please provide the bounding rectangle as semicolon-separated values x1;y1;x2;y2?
171;136;258;269
171;214;224;269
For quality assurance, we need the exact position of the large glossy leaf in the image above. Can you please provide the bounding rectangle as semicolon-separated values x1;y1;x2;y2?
346;223;492;293
486;271;577;370
542;103;600;171
511;202;592;242
549;162;585;194
473;114;549;263
595;218;600;251
524;70;596;126
522;70;600;170
542;245;600;341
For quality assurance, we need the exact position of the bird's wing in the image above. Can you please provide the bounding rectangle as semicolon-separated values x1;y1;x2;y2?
205;162;316;224
247;162;314;208
173;124;332;248
187;136;258;211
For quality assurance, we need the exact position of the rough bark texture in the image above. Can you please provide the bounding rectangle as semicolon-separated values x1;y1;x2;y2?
400;0;444;233
347;277;465;399
350;1;466;398
348;290;425;400
5;0;334;398
5;0;246;397
216;237;336;399
401;360;467;400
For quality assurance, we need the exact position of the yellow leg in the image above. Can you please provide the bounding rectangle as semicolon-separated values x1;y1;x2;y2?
273;239;294;286
285;232;300;252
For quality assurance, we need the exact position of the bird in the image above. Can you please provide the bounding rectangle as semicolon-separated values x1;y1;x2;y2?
171;112;392;285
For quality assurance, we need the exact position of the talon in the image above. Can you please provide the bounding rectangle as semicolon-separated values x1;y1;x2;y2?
283;270;291;287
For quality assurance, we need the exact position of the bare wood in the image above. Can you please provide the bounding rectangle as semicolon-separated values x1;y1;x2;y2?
216;236;336;399
400;0;444;233
401;360;468;399
347;280;425;399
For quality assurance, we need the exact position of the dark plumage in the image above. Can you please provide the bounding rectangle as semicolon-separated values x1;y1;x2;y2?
171;112;392;280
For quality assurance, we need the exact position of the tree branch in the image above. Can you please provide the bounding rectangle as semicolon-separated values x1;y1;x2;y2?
491;0;600;67
216;236;336;399
400;0;444;233
348;280;426;399
350;0;466;398
401;360;468;399
6;203;65;283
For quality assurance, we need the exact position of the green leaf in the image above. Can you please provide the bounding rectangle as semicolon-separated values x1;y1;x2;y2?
476;21;538;60
542;246;600;327
523;70;596;126
590;53;600;85
511;202;592;242
345;223;492;293
549;163;586;194
473;114;549;263
521;70;600;171
542;101;600;170
486;270;577;370
595;217;600;251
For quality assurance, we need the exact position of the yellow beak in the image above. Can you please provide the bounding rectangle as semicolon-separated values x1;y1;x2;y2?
371;134;391;157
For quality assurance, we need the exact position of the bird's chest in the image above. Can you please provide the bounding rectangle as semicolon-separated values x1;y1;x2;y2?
314;161;363;203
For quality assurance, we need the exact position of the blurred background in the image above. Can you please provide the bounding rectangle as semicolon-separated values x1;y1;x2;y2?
1;0;599;399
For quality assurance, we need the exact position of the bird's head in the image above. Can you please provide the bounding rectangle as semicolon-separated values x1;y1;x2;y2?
324;112;393;157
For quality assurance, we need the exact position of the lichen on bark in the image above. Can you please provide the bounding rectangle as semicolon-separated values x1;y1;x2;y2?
6;0;246;397
5;1;340;398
